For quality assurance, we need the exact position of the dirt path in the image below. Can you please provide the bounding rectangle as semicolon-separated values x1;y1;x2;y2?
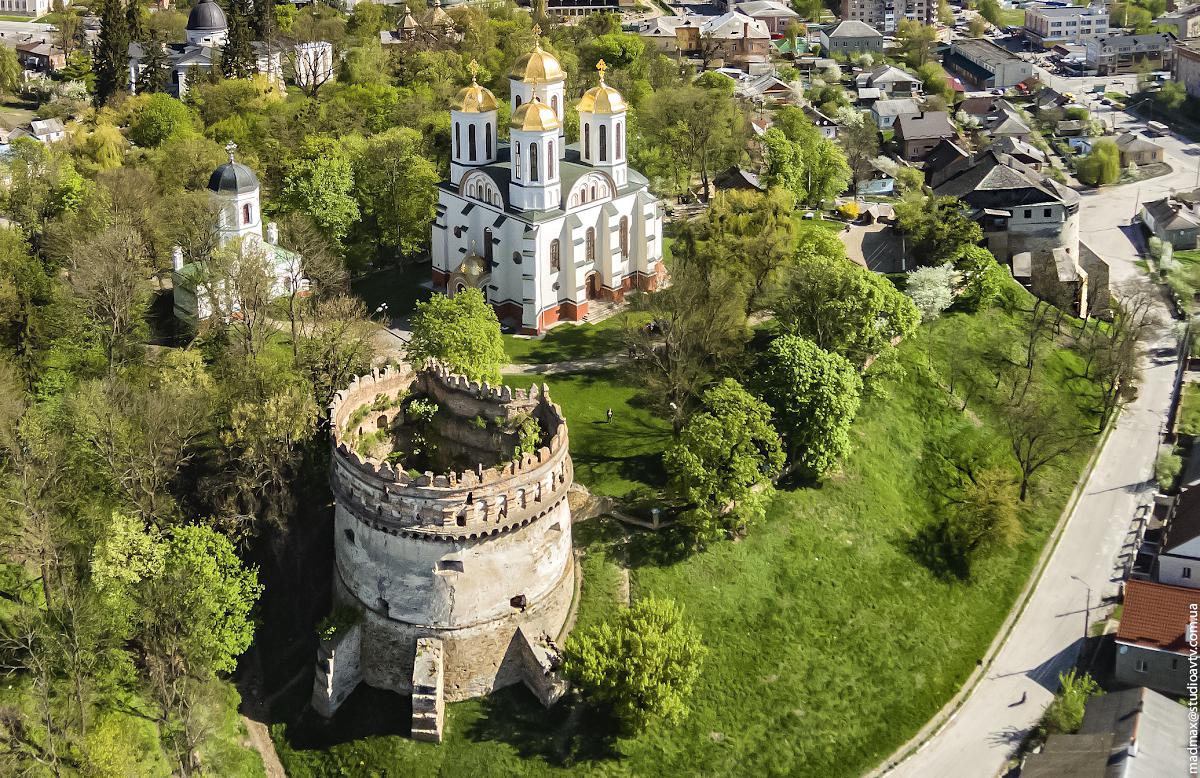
241;715;286;778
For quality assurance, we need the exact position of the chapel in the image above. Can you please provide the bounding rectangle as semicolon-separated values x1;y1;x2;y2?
431;32;665;334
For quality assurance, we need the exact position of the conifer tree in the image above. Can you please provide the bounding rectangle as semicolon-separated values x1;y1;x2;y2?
252;0;274;41
94;0;131;105
139;31;172;94
126;0;148;43
222;0;256;79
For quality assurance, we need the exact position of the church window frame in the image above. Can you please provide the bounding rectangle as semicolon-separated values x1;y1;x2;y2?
586;228;595;262
455;122;461;158
484;227;494;265
548;142;555;178
616;122;623;159
242;203;252;225
485;122;492;158
599;125;607;162
584;123;590;158
620;216;629;258
514;94;522;112
468;123;477;161
550;239;561;271
551;94;558;118
530;141;539;182
514;143;522;181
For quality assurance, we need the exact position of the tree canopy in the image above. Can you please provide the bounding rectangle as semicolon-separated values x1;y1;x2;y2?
407;289;507;385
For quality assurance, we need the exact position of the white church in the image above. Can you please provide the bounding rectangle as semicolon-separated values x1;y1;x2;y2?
172;143;306;325
432;36;665;334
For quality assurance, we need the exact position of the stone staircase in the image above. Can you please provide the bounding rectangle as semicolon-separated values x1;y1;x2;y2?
582;299;620;323
411;638;445;743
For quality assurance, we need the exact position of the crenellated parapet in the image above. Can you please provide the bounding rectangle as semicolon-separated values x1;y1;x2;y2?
328;360;572;541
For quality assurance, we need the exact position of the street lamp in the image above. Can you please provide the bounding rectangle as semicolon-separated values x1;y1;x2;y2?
1070;575;1092;640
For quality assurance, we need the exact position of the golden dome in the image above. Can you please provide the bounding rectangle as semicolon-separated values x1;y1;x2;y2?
509;26;565;84
460;251;488;278
452;60;498;113
511;96;560;132
576;60;626;115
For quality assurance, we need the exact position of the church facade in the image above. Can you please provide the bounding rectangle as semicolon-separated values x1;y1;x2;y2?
431;42;665;334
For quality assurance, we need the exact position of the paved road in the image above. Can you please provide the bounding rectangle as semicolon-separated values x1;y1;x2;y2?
0;20;53;40
882;107;1182;778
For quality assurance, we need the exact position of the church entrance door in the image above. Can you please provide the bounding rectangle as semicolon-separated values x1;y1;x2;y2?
585;273;599;300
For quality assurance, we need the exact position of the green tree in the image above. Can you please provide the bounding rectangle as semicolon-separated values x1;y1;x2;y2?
222;0;257;79
757;335;862;477
836;109;881;196
897;20;937;67
977;0;1002;26
564;597;706;733
137;31;173;94
61;51;96;92
406;289;506;385
665;378;784;542
280;135;360;248
95;0;132;105
1077;138;1121;186
915;61;954;102
702;187;797;315
1156;80;1187;112
762;116;851;207
0;46;19;99
353;128;440;261
252;0;275;40
777;253;920;365
638;84;744;200
940;467;1023;564
953;244;1009;310
129;93;195;147
895;194;984;265
906;263;958;320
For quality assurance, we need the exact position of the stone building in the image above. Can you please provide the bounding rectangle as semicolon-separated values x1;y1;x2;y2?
312;362;575;740
839;0;934;33
819;20;885;55
944;38;1034;89
1023;2;1110;47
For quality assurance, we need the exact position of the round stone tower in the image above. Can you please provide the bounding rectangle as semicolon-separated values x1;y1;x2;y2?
312;362;575;731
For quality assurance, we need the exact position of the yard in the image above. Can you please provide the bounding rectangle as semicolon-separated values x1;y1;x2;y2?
502;311;648;365
273;302;1102;778
1178;381;1200;436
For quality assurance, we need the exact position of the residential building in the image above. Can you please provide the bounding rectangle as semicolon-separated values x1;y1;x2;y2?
894;111;956;161
713;166;766;192
1114;131;1165;166
803;104;838;138
733;0;800;34
1140;197;1200;249
922;138;970;180
989;136;1047;169
431;53;665;334
855;64;922;97
870;97;921;129
7;118;65;145
1024;2;1110;47
638;13;771;69
1114;579;1200;696
839;0;935;33
735;72;796;102
1086;32;1176;76
855;160;895;196
1154;3;1200;40
981;107;1033;142
819;20;884;55
546;0;627;16
944;38;1035;89
14;41;65;73
293;41;334;90
1173;40;1200;100
1021;687;1189;778
932;149;1109;317
380;2;457;45
1153;486;1200;583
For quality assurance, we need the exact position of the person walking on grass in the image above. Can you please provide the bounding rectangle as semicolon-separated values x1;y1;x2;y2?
607;408;614;424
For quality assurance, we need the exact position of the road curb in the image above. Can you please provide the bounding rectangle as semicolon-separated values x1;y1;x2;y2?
864;399;1121;777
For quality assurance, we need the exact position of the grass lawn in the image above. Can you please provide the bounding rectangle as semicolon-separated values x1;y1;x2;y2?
502;310;648;364
998;7;1025;25
504;369;672;497
274;303;1102;778
1179;382;1200;436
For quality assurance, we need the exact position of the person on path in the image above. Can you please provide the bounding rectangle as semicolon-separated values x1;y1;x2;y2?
607;408;614;423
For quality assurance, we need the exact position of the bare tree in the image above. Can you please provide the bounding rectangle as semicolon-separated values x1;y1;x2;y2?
1004;391;1091;501
69;224;153;372
195;237;281;359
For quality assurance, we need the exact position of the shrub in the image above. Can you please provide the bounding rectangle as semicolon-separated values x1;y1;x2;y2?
1039;670;1102;737
1156;450;1183;489
564;597;706;732
1077;139;1121;186
837;201;860;220
906;264;958;320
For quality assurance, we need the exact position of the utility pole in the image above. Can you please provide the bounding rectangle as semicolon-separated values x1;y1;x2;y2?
1071;575;1092;641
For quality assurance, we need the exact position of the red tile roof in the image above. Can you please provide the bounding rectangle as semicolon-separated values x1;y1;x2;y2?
1116;580;1200;654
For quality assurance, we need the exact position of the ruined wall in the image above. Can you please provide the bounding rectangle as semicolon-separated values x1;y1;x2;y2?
316;361;576;712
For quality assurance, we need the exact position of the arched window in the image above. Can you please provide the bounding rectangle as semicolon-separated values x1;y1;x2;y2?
242;203;252;225
514;94;522;111
590;185;597;200
468;124;477;161
484;228;493;265
530;141;539;182
551;94;558;118
454;122;461;158
550;239;560;271
616;122;622;159
584;123;590;158
515;144;522;181
548;142;555;178
586;228;595;262
485;122;492;158
620;216;629;258
599;125;607;162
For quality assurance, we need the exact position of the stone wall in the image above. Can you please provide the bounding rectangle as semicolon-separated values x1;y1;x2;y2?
311;621;363;718
315;361;576;716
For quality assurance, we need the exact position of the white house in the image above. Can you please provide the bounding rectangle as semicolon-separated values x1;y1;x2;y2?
431;49;664;334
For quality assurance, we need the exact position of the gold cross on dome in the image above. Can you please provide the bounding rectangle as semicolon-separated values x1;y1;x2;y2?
467;59;480;82
531;23;541;43
596;59;607;81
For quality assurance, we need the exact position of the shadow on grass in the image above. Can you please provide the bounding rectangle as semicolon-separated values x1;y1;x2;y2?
905;520;971;582
280;685;411;750
624;524;695;569
467;686;623;768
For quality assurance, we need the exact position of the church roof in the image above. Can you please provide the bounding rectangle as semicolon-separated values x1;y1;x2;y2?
208;161;259;194
510;43;565;84
187;0;227;32
511;97;560;131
